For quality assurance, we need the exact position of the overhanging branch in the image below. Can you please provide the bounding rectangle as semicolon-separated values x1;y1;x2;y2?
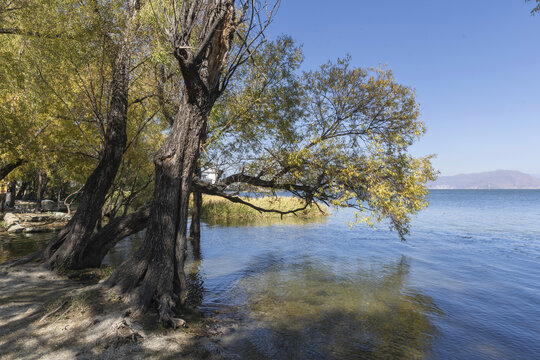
192;177;311;217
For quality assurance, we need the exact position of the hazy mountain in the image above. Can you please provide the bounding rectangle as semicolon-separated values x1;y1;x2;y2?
429;170;540;189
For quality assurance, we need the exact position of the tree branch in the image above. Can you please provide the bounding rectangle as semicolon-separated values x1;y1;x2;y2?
191;177;311;217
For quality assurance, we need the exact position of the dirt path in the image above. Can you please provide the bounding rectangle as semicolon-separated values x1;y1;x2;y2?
0;264;226;360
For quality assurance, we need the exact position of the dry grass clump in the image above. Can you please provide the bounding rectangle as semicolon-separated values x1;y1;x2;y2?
200;195;327;219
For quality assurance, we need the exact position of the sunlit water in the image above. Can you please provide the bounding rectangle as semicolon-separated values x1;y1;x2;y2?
2;190;539;359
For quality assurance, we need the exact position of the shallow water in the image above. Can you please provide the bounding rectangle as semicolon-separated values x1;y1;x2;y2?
2;190;539;359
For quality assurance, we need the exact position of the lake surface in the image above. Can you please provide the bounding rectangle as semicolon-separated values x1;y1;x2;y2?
2;190;539;359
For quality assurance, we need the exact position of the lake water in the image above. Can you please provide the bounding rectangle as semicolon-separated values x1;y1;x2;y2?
2;190;539;359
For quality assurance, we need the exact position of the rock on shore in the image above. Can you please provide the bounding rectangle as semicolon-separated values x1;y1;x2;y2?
2;212;71;233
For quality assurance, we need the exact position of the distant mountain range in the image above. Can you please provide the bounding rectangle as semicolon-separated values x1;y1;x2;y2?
428;170;540;189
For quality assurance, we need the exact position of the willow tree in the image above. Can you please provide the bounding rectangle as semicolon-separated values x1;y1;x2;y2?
189;35;304;240
194;51;435;240
105;0;278;326
37;0;149;269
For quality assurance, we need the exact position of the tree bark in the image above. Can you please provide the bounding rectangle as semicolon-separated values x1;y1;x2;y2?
43;2;138;269
0;194;5;213
105;98;209;326
0;159;25;182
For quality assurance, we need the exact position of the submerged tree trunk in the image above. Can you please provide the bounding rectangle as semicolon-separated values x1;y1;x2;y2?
189;162;203;241
189;188;202;255
43;2;137;269
105;98;208;325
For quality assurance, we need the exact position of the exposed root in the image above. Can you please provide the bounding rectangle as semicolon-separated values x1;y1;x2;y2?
104;260;188;329
101;319;144;349
39;299;69;322
158;294;186;329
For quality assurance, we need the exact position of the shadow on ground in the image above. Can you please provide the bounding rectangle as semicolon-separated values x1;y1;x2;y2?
0;264;223;360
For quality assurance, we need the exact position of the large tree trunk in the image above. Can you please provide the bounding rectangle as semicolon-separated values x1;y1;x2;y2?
105;98;208;326
42;3;137;269
105;0;234;326
0;159;25;182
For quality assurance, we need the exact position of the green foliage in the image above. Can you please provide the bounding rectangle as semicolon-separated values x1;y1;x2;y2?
527;0;540;14
0;0;165;210
205;44;436;240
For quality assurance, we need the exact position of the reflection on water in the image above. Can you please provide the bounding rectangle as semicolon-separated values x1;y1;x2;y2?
2;190;540;359
103;231;145;266
0;232;56;263
220;256;440;359
202;215;327;227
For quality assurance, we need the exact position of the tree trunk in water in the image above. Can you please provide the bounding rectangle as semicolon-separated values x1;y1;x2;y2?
8;181;16;208
189;188;202;256
0;159;25;182
42;2;137;269
189;162;203;257
105;99;207;326
189;125;208;256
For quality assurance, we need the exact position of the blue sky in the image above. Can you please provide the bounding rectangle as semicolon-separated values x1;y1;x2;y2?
265;0;540;176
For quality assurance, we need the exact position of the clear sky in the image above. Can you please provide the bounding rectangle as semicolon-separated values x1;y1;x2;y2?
265;0;540;176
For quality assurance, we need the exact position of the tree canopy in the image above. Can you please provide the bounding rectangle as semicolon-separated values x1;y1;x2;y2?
200;41;434;239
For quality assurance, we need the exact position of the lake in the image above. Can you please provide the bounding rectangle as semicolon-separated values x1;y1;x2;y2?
2;190;539;359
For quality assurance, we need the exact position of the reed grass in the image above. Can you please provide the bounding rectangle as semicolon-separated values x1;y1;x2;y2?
200;195;328;219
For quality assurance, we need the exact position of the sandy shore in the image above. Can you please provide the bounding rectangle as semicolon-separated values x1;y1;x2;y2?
0;264;226;360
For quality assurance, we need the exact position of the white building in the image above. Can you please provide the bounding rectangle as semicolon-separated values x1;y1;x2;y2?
202;168;220;184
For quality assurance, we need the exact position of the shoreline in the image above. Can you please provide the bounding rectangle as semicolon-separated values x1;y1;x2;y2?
0;264;226;360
